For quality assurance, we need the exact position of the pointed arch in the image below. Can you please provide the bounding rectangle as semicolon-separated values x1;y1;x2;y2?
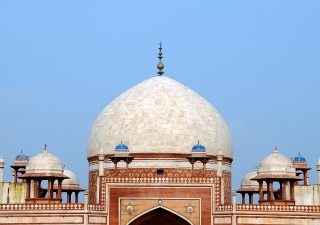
126;205;194;225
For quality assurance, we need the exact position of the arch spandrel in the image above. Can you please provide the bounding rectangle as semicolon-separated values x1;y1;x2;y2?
120;199;200;225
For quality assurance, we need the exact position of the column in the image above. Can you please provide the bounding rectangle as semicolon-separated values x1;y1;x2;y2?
26;179;31;199
279;181;283;200
283;181;287;200
47;178;52;198
316;159;320;184
241;193;245;204
216;151;224;177
57;179;62;199
266;181;270;200
75;191;79;203
0;158;5;183
67;191;71;203
289;180;295;201
259;181;263;201
303;170;307;185
13;168;18;183
201;158;209;173
189;158;196;173
38;179;42;197
249;193;253;204
33;179;38;198
270;181;273;200
97;148;105;176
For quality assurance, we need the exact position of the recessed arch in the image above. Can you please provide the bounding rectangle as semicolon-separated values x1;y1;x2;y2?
126;205;194;225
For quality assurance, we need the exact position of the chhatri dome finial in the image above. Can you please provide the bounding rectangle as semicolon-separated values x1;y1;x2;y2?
43;144;47;152
157;42;164;76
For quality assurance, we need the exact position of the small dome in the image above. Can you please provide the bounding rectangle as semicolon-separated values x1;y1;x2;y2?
258;147;296;175
293;152;307;163
54;166;79;187
26;146;63;174
115;142;129;151
114;141;129;155
192;141;206;152
240;168;267;188
14;150;29;162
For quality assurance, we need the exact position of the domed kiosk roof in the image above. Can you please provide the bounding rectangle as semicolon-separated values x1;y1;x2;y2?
20;146;67;178
237;168;267;192
292;152;310;169
11;150;29;167
252;147;302;181
87;76;233;159
258;147;294;173
53;166;84;191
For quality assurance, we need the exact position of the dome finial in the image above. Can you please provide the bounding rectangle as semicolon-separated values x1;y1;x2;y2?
43;144;47;152
274;146;278;153
157;42;164;76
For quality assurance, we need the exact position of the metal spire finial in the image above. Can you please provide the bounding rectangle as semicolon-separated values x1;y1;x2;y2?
157;42;164;76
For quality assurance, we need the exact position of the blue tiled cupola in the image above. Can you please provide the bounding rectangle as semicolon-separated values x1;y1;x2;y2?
192;141;206;153
115;140;129;153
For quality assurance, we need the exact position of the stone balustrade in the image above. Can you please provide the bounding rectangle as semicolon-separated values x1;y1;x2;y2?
103;176;215;183
0;203;84;211
236;204;320;212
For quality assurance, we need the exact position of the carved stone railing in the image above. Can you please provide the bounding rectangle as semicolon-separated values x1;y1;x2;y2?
236;204;320;212
87;204;105;211
103;176;215;184
216;204;233;211
0;203;84;211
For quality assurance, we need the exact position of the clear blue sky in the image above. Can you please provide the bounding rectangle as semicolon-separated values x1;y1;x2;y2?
1;1;319;202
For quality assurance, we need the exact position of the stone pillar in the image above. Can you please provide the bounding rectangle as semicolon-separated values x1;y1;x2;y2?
67;191;71;203
241;193;245;204
216;151;224;177
84;189;88;210
75;191;79;203
316;159;320;184
57;179;62;199
97;148;106;177
258;181;263;201
232;189;236;204
249;193;253;204
290;180;295;201
0;158;5;182
26;179;31;199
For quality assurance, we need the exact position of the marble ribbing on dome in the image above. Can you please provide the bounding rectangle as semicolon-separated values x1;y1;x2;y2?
87;76;233;159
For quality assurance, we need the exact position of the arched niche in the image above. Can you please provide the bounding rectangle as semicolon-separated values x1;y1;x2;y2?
127;206;193;225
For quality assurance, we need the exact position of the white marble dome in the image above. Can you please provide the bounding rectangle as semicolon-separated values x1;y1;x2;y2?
87;76;233;158
258;147;296;175
241;168;260;188
54;166;79;187
26;147;63;174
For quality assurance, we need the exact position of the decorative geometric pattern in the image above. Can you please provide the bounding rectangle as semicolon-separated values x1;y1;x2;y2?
223;171;232;204
185;203;195;215
88;170;98;204
104;168;217;179
124;203;135;215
